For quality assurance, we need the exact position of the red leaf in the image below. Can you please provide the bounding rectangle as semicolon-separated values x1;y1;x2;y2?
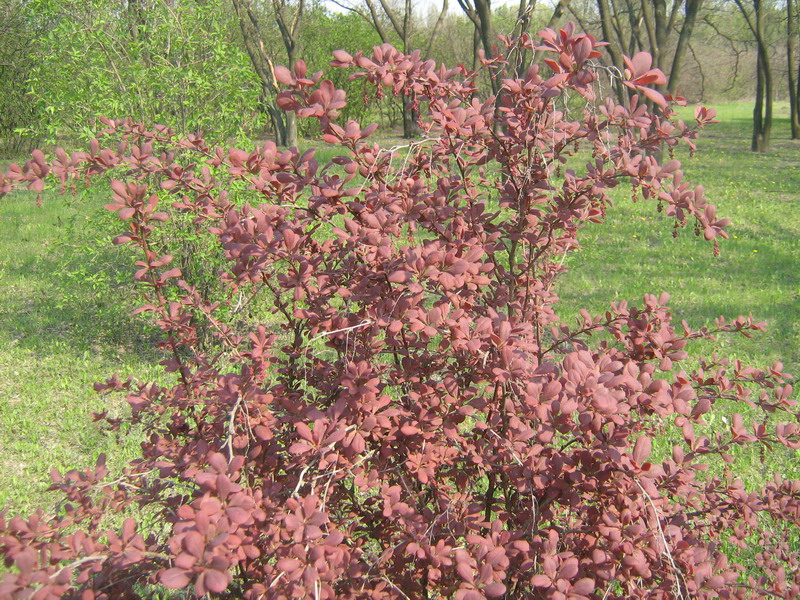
572;578;595;594
161;568;191;589
633;435;652;464
332;49;353;63
203;569;229;593
557;558;579;580
274;65;295;86
639;85;668;108
483;583;506;597
388;270;411;284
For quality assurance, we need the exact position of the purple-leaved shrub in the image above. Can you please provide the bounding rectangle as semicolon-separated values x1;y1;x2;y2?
1;25;798;600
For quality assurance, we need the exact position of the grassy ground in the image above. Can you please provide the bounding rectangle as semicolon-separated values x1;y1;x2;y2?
0;190;162;513
559;101;799;377
557;101;800;481
0;101;798;514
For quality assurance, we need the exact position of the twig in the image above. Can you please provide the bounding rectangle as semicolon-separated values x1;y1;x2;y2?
634;478;688;599
307;319;373;347
225;396;243;461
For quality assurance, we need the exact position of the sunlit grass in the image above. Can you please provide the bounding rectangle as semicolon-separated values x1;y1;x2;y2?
557;101;800;483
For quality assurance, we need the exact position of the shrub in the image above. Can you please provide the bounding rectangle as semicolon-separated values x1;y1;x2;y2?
1;25;799;600
21;0;264;144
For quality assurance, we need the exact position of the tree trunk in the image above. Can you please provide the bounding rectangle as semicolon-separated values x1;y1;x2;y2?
788;0;799;138
597;0;628;101
752;0;772;152
797;53;800;134
476;0;500;94
230;0;290;146
512;0;536;75
424;0;449;58
531;0;571;64
401;94;420;138
757;48;773;152
458;0;499;94
283;47;298;147
667;0;702;96
734;0;772;152
273;0;304;147
545;0;570;30
753;50;765;151
373;0;420;137
472;26;480;70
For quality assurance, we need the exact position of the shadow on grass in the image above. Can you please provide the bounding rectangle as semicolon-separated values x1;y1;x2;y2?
0;190;163;365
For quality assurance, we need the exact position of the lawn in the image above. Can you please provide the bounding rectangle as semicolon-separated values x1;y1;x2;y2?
557;100;800;481
0;101;798;514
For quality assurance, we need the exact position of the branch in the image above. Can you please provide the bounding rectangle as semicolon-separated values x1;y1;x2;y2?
424;0;449;58
457;0;480;28
365;0;390;43
328;0;372;24
377;0;406;39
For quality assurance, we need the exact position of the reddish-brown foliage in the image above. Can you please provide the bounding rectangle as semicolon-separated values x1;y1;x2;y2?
1;25;798;599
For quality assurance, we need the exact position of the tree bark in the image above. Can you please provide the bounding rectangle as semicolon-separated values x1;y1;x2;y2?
457;0;500;94
753;50;764;150
531;0;571;64
797;53;800;136
788;0;799;138
512;0;536;74
734;0;772;151
597;0;628;101
667;0;702;95
230;0;292;146
545;0;571;30
366;0;448;138
273;0;304;147
353;0;389;42
425;0;449;58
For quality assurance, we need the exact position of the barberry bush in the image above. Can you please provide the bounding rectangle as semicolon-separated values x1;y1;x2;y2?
1;24;799;600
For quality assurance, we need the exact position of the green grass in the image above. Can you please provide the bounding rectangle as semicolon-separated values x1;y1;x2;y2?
0;189;162;513
0;101;798;515
558;101;799;373
557;101;800;481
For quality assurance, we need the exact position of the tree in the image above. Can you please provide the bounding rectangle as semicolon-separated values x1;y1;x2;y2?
0;0;41;154
584;0;707;100
667;0;704;95
231;0;302;147
329;0;449;137
595;0;629;99
733;0;773;151
297;10;384;131
787;0;799;139
457;0;500;93
272;0;306;146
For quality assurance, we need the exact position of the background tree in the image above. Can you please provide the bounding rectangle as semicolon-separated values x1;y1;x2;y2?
458;0;506;96
0;0;795;151
24;0;262;143
667;0;704;95
231;0;300;146
298;10;384;130
272;0;306;146
733;0;773;151
329;0;449;137
586;0;707;100
787;0;799;138
0;0;41;154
